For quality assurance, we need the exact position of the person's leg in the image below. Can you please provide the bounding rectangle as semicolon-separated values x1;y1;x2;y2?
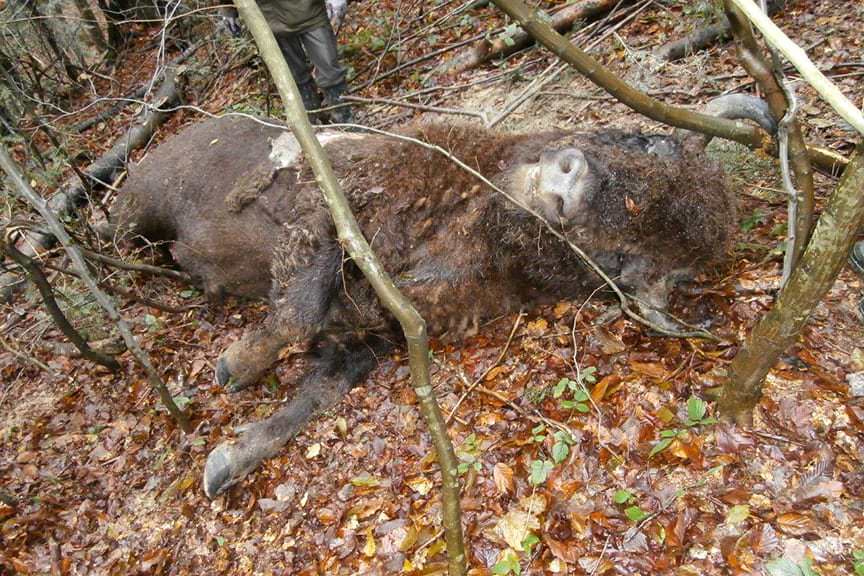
299;25;352;123
274;31;321;112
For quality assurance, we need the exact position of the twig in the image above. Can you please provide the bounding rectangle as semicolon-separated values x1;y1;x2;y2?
488;0;652;127
355;32;486;92
80;248;194;283
343;95;488;123
0;334;55;375
446;311;525;423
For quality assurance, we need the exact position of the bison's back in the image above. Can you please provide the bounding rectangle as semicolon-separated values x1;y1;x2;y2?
113;116;291;299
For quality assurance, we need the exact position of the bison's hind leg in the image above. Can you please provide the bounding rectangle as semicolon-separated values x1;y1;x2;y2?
204;335;390;498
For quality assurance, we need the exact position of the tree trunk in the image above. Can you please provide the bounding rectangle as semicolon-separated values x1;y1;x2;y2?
719;144;864;423
235;1;467;573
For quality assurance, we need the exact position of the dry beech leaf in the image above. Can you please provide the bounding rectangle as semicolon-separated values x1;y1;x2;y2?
406;476;433;496
775;512;819;536
544;535;580;563
492;508;540;551
493;463;515;495
630;361;668;379
796;479;843;503
362;527;376;558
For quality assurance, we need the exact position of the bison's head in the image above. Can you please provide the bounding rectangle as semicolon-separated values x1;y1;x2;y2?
508;140;595;225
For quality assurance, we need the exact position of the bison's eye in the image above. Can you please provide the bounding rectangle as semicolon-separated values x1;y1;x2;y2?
559;157;573;174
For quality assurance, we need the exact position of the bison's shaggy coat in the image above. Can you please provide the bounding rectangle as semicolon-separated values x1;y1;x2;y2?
114;115;737;496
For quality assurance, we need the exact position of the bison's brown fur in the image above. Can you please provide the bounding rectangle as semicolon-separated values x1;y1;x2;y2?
114;114;742;496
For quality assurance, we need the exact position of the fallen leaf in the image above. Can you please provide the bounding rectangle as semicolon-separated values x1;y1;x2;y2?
406;476;433;496
492;508;540;551
305;443;321;459
493;463;514;495
362;527;376;557
725;504;750;525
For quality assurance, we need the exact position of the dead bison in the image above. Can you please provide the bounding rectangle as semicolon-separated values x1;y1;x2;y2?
111;96;774;496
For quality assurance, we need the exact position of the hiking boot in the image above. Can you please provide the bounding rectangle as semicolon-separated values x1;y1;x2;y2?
850;240;864;280
323;82;353;124
298;81;322;113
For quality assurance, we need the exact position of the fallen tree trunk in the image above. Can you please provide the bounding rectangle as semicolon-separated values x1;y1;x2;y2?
72;41;201;134
655;0;785;62
1;66;184;302
439;0;621;75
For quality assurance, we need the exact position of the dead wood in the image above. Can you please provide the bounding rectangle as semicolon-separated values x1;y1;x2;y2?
655;0;785;62
80;248;194;284
439;0;621;76
0;65;185;303
72;41;202;134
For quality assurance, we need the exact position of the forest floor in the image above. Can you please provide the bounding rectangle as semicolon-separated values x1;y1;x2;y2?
1;1;863;574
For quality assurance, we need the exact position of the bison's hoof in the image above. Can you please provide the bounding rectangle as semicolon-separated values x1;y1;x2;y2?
215;356;232;388
203;442;239;498
215;356;248;392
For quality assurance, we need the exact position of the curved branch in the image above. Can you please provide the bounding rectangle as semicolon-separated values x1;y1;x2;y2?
489;0;769;148
2;237;120;371
723;1;814;274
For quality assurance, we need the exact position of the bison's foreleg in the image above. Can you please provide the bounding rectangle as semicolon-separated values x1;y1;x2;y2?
204;335;388;497
216;231;341;391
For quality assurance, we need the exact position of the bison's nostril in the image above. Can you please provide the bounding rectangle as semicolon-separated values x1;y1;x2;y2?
554;195;565;217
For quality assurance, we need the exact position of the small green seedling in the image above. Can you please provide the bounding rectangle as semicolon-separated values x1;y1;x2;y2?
456;433;482;475
492;548;521;575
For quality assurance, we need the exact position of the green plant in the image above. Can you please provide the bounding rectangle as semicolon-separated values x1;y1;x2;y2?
740;208;768;232
650;396;716;457
492;548;521;575
552;367;597;413
612;488;649;522
526;424;576;486
853;550;864;576
456;433;482;475
765;556;818;576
